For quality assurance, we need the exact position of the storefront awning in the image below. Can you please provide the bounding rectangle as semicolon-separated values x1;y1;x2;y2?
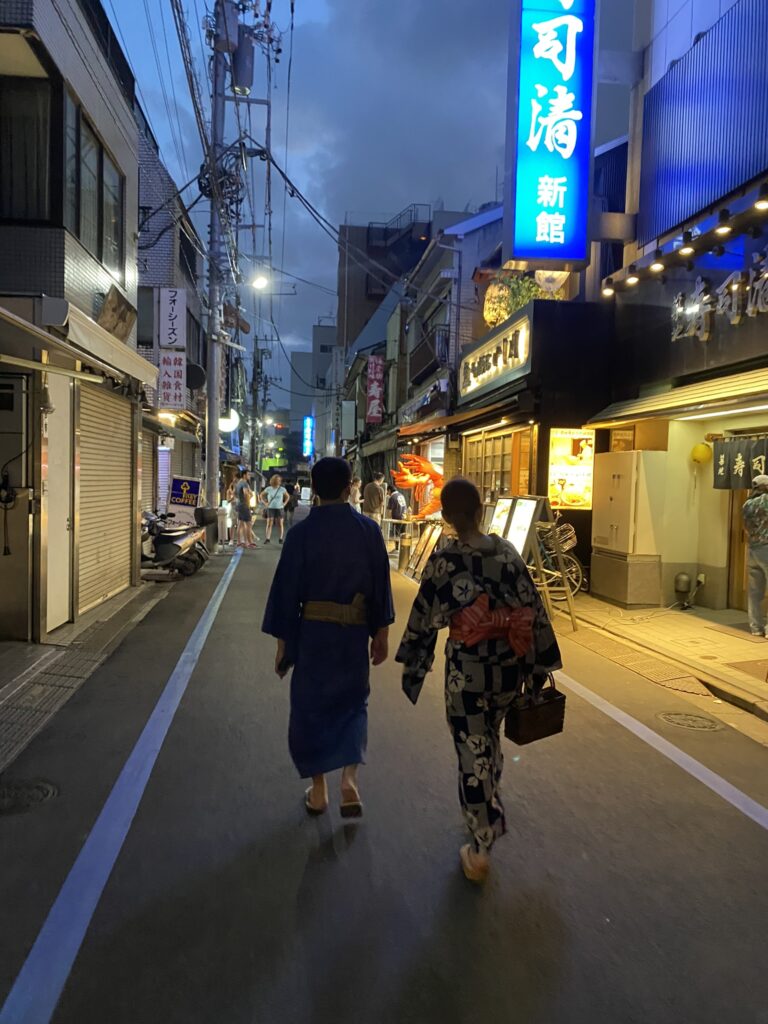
588;368;768;428
361;429;399;457
398;400;510;437
55;301;158;386
0;303;120;380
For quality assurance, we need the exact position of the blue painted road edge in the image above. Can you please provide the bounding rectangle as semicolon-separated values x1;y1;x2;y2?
0;549;243;1024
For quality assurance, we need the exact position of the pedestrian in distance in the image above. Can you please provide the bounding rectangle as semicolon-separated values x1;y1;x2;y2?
235;470;257;549
362;472;386;526
742;473;768;636
262;457;395;816
261;474;290;544
387;482;407;538
396;479;562;884
349;476;363;513
284;480;299;530
224;476;238;546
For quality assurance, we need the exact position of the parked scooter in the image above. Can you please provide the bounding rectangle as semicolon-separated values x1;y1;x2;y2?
141;506;217;577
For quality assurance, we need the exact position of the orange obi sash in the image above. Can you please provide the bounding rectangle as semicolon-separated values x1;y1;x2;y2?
448;593;534;657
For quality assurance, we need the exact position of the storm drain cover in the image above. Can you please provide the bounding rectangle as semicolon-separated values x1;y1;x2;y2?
0;779;59;815
657;712;723;732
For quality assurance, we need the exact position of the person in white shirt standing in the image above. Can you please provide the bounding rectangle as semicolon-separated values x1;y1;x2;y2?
261;474;290;545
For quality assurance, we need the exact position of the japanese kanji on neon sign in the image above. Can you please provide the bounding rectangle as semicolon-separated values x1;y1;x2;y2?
512;0;596;263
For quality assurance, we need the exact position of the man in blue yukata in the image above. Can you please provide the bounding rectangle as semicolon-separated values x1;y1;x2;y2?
262;457;395;816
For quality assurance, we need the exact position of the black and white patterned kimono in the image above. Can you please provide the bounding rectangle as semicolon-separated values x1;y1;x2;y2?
396;534;562;854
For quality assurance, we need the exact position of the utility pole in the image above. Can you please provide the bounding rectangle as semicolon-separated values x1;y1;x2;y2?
205;22;227;511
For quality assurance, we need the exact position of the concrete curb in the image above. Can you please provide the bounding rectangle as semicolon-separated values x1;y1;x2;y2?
570;606;768;725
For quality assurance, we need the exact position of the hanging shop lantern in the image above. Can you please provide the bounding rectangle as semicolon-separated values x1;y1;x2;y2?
691;443;713;465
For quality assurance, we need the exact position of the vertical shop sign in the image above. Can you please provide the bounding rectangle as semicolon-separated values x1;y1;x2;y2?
511;0;597;263
158;289;187;349
302;415;315;458
158;288;187;411
366;355;385;424
158;351;186;410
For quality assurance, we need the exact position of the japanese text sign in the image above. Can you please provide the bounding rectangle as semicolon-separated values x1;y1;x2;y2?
713;437;768;490
158;350;187;410
366;355;385;424
302;415;315;458
168;475;201;526
158;288;187;350
512;0;596;263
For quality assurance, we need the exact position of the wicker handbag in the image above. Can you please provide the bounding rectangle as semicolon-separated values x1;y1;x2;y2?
504;674;566;746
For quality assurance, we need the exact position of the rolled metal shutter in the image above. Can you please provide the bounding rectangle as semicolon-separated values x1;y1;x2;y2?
140;431;157;513
78;387;133;614
157;447;171;512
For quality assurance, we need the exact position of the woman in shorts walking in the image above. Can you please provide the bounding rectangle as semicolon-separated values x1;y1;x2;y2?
261;474;290;544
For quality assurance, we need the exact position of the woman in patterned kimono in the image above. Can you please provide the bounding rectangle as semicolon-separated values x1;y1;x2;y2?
396;479;562;883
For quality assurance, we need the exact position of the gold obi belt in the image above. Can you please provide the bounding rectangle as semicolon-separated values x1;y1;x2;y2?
302;592;368;627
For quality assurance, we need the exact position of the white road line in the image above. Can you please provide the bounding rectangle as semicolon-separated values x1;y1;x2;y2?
0;550;243;1024
558;672;768;832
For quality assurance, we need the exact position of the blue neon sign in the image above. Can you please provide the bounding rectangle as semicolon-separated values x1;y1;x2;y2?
512;0;596;263
302;415;315;459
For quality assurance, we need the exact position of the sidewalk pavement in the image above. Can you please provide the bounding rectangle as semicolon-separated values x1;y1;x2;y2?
569;593;768;723
0;582;169;774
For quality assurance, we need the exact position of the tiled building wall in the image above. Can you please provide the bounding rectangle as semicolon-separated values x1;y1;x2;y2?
5;0;141;343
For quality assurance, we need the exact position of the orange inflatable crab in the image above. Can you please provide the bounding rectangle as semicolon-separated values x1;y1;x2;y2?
391;454;444;519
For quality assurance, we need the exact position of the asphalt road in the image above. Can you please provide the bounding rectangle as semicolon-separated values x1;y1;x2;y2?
2;545;768;1024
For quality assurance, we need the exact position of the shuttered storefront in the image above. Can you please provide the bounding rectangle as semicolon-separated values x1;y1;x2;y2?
140;431;158;513
78;386;134;614
157;446;171;512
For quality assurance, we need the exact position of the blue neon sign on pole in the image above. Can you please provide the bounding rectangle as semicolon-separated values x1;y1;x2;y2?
302;415;315;459
512;0;596;264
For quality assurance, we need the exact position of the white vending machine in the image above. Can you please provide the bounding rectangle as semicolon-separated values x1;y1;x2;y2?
591;450;667;605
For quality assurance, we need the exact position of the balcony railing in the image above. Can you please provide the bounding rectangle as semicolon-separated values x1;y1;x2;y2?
367;203;432;249
410;323;449;386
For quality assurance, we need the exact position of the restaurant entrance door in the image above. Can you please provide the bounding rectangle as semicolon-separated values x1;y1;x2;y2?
728;489;749;612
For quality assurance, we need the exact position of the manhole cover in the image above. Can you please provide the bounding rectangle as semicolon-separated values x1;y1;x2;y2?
657;712;723;732
0;779;59;816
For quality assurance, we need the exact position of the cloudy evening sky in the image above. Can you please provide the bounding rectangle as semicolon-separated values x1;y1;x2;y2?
109;0;633;405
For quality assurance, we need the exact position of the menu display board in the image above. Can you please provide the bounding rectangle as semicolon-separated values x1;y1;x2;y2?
489;498;514;536
548;428;595;510
505;497;539;557
415;524;443;577
407;524;433;577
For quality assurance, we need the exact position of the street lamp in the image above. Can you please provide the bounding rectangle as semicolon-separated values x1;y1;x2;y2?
218;408;240;432
252;273;269;290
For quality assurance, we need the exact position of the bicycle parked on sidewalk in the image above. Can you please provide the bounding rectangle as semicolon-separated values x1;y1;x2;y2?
527;512;585;600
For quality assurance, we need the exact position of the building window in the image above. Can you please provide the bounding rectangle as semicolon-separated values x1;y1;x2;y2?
63;94;125;282
137;287;154;347
80;119;100;256
463;427;532;500
102;153;123;277
64;92;78;233
0;77;51;221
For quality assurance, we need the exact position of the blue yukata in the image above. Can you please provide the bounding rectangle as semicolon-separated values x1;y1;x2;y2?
262;504;395;778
